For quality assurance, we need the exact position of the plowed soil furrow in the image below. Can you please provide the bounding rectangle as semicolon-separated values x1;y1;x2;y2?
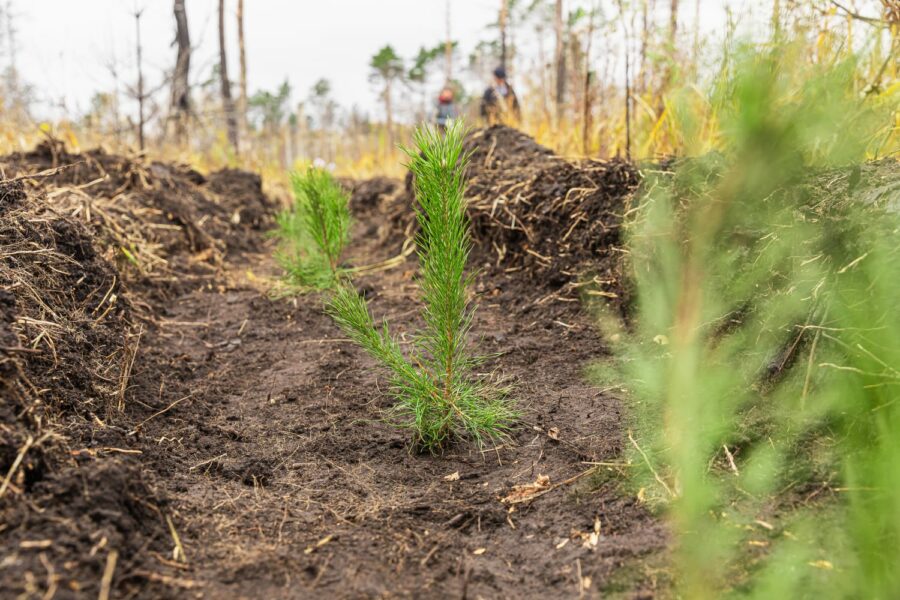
129;231;664;598
1;130;666;599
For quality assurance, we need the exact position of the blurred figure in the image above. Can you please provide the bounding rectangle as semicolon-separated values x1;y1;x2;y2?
435;86;459;131
480;66;520;125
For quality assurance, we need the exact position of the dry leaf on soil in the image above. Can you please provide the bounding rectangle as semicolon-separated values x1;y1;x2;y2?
500;474;551;504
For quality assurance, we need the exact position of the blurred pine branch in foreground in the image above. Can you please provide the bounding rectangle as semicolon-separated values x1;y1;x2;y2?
589;38;900;598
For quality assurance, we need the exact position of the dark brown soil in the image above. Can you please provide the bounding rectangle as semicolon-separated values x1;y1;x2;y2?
1;130;666;599
0;175;171;599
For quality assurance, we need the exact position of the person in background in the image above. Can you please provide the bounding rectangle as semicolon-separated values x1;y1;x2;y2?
480;66;521;125
435;86;459;131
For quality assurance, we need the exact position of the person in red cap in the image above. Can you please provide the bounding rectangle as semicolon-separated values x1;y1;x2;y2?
435;86;459;131
480;66;520;125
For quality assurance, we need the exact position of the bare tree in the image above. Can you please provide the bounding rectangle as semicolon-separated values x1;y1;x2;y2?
669;0;678;48
536;18;551;123
771;0;782;36
616;0;633;160
445;0;453;81
692;0;701;69
554;0;566;125
134;7;146;151
658;0;678;111
499;0;509;71
218;0;239;153
237;0;248;135
668;0;679;83
170;0;191;141
638;0;656;93
0;0;32;123
582;2;598;155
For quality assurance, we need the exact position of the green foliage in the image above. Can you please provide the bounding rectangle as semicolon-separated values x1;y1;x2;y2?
273;168;350;290
591;41;900;598
408;43;450;84
249;79;292;132
326;121;514;452
369;45;405;85
310;78;331;98
307;78;338;130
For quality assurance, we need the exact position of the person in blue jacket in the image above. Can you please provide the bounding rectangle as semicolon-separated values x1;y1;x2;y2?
480;67;520;124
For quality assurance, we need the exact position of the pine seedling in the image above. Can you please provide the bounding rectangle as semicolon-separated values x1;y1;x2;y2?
273;167;351;290
326;121;514;452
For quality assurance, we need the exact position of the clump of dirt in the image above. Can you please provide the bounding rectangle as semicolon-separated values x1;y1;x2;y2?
463;126;640;302
0;178;131;416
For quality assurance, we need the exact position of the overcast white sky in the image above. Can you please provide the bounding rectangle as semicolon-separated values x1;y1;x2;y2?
13;0;502;120
8;0;872;123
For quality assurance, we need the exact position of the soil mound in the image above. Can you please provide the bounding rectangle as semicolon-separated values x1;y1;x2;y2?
382;126;639;302
357;127;639;301
206;168;274;232
463;126;639;300
345;177;415;263
0;178;163;596
0;142;278;597
347;176;400;213
0;179;131;417
0;140;277;299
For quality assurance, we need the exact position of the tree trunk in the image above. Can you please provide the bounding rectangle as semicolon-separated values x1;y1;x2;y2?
639;0;648;93
237;0;248;136
134;9;145;151
624;34;632;161
384;80;394;153
499;0;509;71
537;23;551;123
771;0;782;37
218;0;239;154
660;0;678;112
445;0;453;81
582;2;597;155
669;0;678;48
569;27;582;130
171;0;191;142
287;115;297;167
554;0;565;126
692;0;701;72
617;0;632;160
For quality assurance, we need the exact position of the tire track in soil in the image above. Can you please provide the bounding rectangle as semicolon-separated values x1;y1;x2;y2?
133;225;665;598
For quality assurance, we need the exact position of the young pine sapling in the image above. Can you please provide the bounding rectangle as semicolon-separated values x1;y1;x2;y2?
327;122;514;452
273;168;351;289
